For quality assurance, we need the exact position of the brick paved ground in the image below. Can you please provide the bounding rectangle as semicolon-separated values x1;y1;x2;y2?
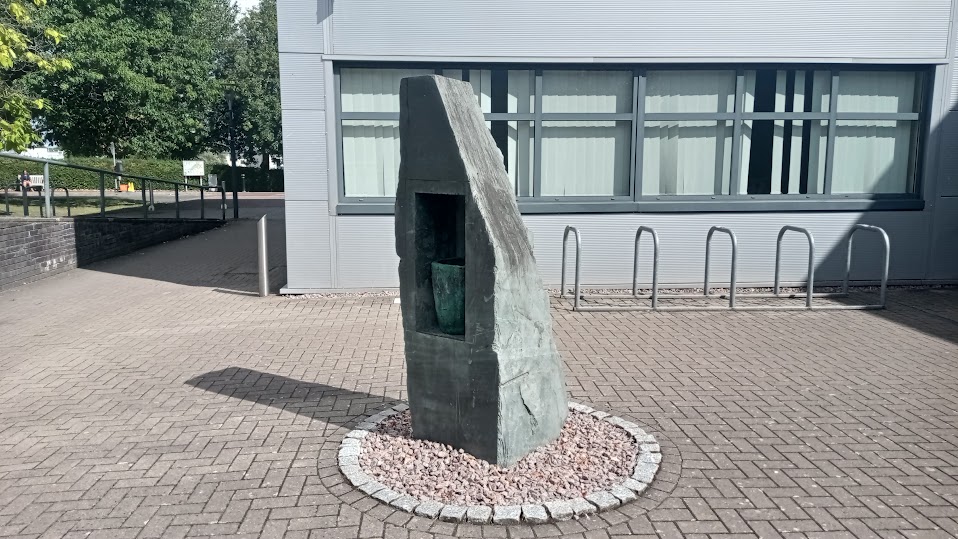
1;219;957;538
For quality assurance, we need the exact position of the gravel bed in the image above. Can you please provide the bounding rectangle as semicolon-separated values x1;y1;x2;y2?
358;409;637;507
294;290;397;299
550;284;957;297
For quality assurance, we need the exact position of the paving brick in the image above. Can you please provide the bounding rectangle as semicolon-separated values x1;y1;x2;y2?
0;215;956;539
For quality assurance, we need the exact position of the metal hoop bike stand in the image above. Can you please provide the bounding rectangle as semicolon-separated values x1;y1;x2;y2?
813;224;890;310
560;226;582;311
703;226;737;309
559;224;891;312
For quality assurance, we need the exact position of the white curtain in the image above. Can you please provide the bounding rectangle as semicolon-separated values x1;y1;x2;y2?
340;68;433;113
507;72;534;195
342;120;401;197
542;121;631;196
643;121;732;195
542;70;632;113
643;71;735;195
832;72;918;194
834;120;915;193
540;71;632;196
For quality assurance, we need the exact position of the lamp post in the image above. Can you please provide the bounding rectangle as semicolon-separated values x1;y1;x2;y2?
226;90;239;219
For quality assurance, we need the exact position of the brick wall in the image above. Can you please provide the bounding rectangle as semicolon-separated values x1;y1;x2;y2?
0;218;223;292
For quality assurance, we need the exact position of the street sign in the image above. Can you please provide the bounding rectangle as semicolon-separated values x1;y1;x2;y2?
182;160;205;177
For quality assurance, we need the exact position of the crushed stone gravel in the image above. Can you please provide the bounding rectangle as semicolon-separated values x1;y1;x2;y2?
358;409;638;506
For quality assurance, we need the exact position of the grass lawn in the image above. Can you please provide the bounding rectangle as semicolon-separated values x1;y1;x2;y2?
0;195;140;217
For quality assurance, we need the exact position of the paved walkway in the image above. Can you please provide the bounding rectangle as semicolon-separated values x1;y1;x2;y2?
0;223;957;539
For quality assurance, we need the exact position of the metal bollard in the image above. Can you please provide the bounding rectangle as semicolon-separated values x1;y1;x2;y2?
99;172;106;217
258;215;269;297
43;163;51;218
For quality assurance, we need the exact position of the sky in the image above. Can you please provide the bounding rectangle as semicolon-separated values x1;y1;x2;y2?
233;0;258;13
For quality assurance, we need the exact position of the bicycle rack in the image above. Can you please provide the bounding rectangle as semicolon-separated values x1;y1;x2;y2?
815;224;889;310
559;223;890;312
560;226;582;311
704;226;737;309
632;226;660;309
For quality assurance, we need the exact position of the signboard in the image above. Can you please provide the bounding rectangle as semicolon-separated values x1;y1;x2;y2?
208;174;218;188
182;160;205;177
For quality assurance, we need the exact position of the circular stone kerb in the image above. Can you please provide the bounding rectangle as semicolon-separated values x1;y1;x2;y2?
337;402;661;525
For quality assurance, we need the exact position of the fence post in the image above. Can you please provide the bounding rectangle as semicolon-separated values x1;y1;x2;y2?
99;172;106;217
221;188;227;220
174;184;180;219
21;184;28;216
141;181;148;218
258;216;269;297
200;186;205;219
43;163;51;218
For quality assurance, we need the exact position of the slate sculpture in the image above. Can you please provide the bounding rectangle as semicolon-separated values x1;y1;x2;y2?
395;75;568;466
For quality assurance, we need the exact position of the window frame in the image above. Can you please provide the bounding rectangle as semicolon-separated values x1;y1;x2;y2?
334;62;932;214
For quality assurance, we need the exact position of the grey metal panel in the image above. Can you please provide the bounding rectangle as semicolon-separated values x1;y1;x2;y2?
928;197;958;280
282;109;328;201
285;200;333;289
330;0;950;60
277;0;327;54
324;211;930;290
279;53;326;110
335;216;400;288
525;212;929;287
936;112;958;196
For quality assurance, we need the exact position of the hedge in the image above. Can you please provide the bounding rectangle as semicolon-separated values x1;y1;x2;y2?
0;156;284;192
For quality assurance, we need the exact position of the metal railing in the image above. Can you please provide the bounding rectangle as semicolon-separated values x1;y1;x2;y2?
559;224;891;312
0;153;228;220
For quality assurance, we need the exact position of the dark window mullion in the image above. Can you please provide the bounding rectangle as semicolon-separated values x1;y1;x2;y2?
490;70;509;170
781;70;795;194
799;70;815;194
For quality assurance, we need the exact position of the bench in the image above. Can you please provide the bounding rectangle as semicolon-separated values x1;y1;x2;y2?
12;175;45;192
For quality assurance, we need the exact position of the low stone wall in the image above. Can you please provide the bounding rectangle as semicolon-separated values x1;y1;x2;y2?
0;217;223;292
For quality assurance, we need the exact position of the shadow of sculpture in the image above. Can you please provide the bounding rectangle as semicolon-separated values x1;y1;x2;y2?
185;367;396;427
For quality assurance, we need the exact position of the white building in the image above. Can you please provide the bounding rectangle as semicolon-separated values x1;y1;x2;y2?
277;0;958;292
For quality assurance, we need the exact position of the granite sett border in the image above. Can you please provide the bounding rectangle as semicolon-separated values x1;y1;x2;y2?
336;401;661;525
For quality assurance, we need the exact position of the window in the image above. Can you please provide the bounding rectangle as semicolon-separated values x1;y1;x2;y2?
643;71;735;195
340;68;432;197
541;70;633;196
739;70;831;195
833;71;922;194
338;65;926;208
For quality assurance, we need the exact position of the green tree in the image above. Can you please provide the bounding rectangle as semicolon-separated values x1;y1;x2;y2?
221;0;281;172
0;0;71;151
31;0;236;158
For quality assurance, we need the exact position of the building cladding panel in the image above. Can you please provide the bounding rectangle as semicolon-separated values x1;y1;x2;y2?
329;0;951;59
277;0;958;291
334;212;930;289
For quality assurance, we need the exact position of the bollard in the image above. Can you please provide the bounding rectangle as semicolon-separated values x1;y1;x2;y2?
43;163;51;218
258;215;269;297
99;172;106;217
